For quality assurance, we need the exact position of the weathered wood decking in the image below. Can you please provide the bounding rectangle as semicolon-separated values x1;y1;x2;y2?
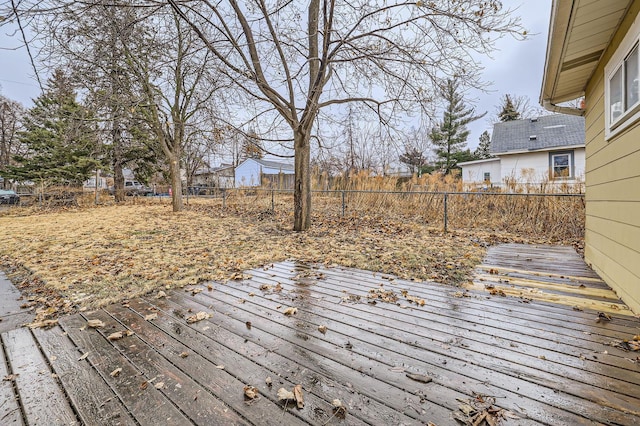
1;245;640;425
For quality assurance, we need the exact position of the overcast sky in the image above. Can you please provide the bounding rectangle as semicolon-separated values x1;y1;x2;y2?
0;0;553;151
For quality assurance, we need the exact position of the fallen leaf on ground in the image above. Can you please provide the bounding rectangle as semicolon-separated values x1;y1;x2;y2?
318;325;327;334
87;319;105;328
332;399;347;418
243;385;259;399
156;291;167;299
245;321;252;330
144;313;158;321
110;367;122;377
179;351;189;358
186;311;211;324
283;307;297;316
293;384;304;408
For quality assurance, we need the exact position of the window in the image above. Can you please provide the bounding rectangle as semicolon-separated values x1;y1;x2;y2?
605;14;640;139
483;172;491;182
549;151;574;180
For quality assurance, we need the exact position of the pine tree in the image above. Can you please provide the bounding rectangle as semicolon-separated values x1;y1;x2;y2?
498;94;521;122
474;131;492;159
3;70;99;185
430;79;485;174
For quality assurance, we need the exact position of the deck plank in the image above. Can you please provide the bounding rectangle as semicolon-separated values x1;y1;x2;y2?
2;327;77;425
257;264;640;376
0;329;23;425
199;276;639;425
32;326;136;426
152;292;467;425
90;307;299;426
59;315;191;426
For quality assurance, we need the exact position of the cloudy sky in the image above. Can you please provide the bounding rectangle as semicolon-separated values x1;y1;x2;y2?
0;0;553;150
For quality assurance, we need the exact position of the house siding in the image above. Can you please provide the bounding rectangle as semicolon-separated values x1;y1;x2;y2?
584;0;640;312
499;148;585;187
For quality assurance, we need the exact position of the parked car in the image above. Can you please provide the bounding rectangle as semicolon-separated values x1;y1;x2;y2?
109;180;154;196
0;189;20;205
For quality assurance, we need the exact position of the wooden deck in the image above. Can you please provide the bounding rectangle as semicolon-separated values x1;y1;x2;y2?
1;246;640;425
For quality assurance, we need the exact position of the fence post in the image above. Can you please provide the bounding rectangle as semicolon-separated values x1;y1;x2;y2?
341;191;346;217
222;189;226;209
443;192;448;232
271;189;275;212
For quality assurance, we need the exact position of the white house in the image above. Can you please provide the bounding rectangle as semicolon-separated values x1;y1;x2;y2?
460;115;585;191
193;164;235;189
234;158;294;188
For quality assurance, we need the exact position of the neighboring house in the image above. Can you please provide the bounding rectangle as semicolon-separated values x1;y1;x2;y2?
540;0;640;312
193;164;235;189
459;115;586;190
234;158;294;188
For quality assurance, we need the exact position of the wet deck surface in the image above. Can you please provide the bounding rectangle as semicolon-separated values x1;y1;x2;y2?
1;246;640;425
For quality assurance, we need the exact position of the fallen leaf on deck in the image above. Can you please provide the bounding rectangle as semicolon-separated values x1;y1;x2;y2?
26;319;58;329
277;387;295;401
78;352;89;361
283;307;297;316
107;330;133;341
596;312;612;322
154;382;164;389
265;376;272;386
156;291;167;299
87;319;105;328
216;365;225;369
186;311;211;324
140;381;148;390
406;373;432;383
3;374;19;381
245;321;252;330
293;384;304;408
110;368;122;377
179;351;189;358
190;288;202;296
318;325;327;334
144;313;158;321
207;284;213;291
243;385;259;399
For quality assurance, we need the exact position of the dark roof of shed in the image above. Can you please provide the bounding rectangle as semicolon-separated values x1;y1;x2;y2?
490;114;585;154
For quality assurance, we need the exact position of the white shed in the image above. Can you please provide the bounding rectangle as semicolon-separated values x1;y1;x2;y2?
459;158;501;189
234;158;294;188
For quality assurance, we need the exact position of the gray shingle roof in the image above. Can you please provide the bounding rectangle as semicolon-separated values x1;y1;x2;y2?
490;114;585;154
254;158;294;171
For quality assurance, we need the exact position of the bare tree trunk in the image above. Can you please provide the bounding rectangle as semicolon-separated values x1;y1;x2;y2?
293;130;311;231
169;154;183;212
113;123;125;202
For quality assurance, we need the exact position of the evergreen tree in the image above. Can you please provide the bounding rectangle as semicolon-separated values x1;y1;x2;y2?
474;130;493;159
498;94;521;122
2;70;99;185
430;79;485;174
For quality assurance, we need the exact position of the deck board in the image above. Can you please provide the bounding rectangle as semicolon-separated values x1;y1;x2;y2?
1;243;639;425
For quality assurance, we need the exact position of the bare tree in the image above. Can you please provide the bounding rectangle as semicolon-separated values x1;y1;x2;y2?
164;0;523;230
0;95;25;188
492;93;546;123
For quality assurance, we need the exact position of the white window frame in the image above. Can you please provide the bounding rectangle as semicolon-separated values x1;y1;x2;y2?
549;151;574;180
605;13;640;140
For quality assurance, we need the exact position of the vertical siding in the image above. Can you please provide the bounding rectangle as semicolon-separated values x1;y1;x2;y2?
584;1;640;313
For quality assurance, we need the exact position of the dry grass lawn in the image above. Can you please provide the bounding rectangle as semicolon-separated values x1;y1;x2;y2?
0;196;572;323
